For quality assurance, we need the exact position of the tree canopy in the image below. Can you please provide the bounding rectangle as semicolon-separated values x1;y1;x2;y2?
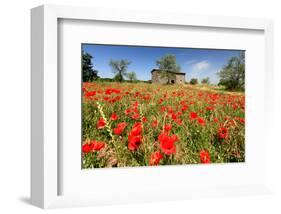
109;59;131;82
190;78;198;85
201;77;210;84
218;52;245;91
82;51;99;82
126;71;137;82
156;54;181;84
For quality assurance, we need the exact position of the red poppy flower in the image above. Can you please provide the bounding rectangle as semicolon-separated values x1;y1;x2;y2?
180;100;187;105
128;135;142;151
130;122;142;136
105;88;121;95
149;151;163;166
131;101;138;107
197;117;205;126
218;126;228;140
158;133;178;155
91;141;106;151
236;117;245;124
128;122;142;151
82;87;87;92
82;143;91;153
177;111;182;116
131;113;140;120
164;124;172;132
142;117;148;122
103;96;110;102
158;98;164;104
124;108;131;115
171;113;177;120
132;107;138;113
169;108;175;115
190;112;198;120
181;105;189;112
151;120;158;128
160;106;167;112
113;122;127;135
110;113;118;121
97;118;106;129
84;91;96;97
206;106;214;111
105;89;112;95
176;119;182;125
200;150;211;164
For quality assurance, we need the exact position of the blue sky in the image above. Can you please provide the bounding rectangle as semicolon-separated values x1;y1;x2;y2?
82;44;244;84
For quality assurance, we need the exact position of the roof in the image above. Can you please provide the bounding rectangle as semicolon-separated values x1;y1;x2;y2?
151;68;185;75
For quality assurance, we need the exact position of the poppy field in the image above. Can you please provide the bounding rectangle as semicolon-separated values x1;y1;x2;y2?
82;82;245;169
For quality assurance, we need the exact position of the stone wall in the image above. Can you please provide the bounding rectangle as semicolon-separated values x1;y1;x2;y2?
176;74;185;84
152;71;168;84
151;70;185;84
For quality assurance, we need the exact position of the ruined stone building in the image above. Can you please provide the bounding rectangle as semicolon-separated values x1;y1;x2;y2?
151;69;186;84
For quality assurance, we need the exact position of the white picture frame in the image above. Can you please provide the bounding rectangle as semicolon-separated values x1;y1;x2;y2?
31;4;274;209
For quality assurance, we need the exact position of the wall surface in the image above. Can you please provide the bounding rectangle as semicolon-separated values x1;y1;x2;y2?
0;0;281;213
176;74;185;84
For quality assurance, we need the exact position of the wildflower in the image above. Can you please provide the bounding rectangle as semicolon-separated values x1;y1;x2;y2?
190;112;198;120
142;117;148;122
236;117;245;124
152;120;158;128
171;113;177;120
82;143;91;153
128;122;142;151
200;150;211;164
218;126;228;140
149;151;163;166
176;119;182;125
206;106;214;111
82;87;87;92
124;108;131;115
197;117;205;126
82;141;106;153
158;132;178;155
105;88;121;95
91;141;106;151
164;124;172;132
131;113;140;120
181;105;189;112
84;91;96;97
97;118;106;129
110;113;118;121
130;122;142;136
158;98;164;104
128;135;142;151
113;122;127;135
133;101;139;107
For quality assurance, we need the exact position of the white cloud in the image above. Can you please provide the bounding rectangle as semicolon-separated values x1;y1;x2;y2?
184;59;196;65
193;60;210;70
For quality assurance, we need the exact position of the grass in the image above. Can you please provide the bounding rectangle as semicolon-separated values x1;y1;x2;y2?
82;82;245;169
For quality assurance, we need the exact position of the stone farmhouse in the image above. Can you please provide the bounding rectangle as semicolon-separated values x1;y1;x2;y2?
151;69;186;84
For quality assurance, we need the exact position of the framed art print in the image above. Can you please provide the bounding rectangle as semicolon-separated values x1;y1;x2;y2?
31;5;274;209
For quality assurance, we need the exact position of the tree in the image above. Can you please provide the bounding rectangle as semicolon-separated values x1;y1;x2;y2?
113;73;124;82
190;78;198;85
82;51;99;82
156;54;181;84
201;77;210;84
109;59;131;82
217;52;245;91
126;71;137;82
